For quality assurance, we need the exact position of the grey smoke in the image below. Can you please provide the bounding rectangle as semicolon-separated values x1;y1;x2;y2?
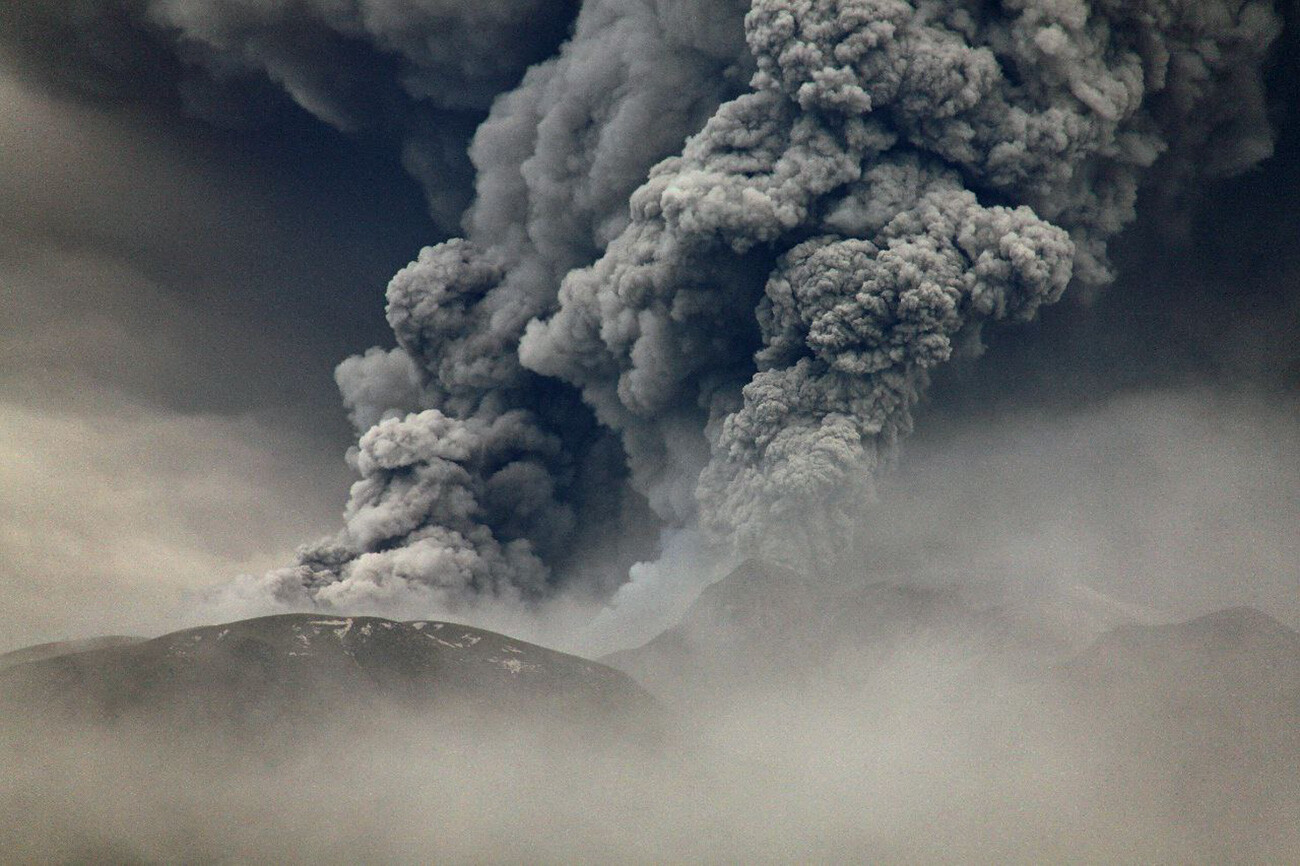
524;0;1279;568
17;1;1280;615
238;0;1283;615
228;0;756;612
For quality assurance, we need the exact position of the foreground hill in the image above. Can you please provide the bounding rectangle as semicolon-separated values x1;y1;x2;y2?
0;614;651;733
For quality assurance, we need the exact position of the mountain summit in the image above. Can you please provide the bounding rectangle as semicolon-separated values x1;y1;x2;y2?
0;614;650;733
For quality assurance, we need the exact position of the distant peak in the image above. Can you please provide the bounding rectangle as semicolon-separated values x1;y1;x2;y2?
1191;605;1286;627
1181;606;1297;640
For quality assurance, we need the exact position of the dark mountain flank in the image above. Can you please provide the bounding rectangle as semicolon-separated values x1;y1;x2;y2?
0;614;652;734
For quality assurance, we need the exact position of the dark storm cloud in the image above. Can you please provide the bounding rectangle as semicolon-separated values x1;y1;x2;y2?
0;67;431;421
0;0;581;228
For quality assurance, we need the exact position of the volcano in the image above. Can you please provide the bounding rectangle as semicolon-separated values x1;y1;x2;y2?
0;614;650;734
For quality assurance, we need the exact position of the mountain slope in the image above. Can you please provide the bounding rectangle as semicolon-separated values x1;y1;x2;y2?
0;635;146;671
603;559;1300;858
1054;607;1300;852
604;558;1152;697
0;614;652;732
1059;605;1300;749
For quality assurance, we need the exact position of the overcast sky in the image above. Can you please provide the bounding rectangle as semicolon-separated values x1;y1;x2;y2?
1;5;1297;651
0;55;441;648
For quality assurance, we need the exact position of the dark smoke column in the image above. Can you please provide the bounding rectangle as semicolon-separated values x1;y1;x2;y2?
229;0;1281;614
524;0;1281;566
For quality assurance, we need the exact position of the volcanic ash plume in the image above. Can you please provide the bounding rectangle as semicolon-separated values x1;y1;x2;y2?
219;0;1281;616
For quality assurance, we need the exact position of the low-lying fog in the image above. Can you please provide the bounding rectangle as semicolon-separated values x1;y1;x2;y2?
4;609;1298;865
4;386;1299;863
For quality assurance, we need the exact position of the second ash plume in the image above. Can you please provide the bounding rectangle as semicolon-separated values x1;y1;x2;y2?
229;0;1281;615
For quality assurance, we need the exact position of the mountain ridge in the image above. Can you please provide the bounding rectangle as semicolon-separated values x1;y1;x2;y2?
0;635;147;671
0;613;653;734
602;558;1165;698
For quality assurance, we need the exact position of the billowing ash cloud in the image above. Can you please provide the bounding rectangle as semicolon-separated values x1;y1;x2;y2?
200;0;1281;614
